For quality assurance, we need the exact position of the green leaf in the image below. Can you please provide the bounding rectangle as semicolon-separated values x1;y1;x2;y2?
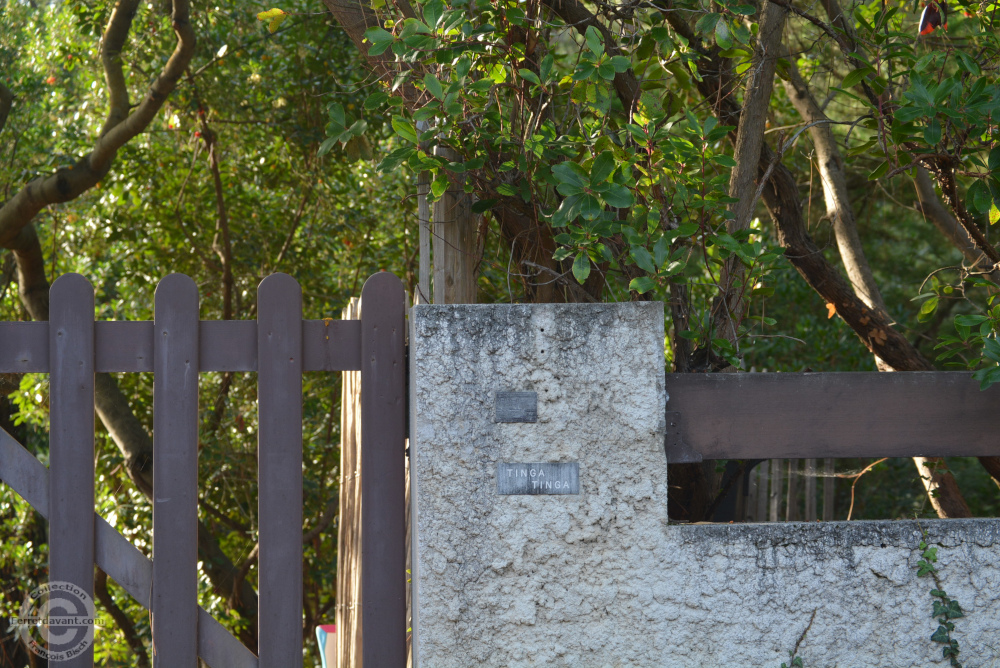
695;12;722;35
572;252;591;283
423;72;444;100
377;146;415;172
423;0;444;28
590;150;616;185
677;222;699;237
954;50;980;76
538;53;554;82
597;61;616;80
471;199;496;213
552;162;589;193
601;183;633;208
327;102;346;129
391;116;419;144
496;183;517;196
919;295;939;320
968;179;990;213
431;175;448;199
974;365;1000;390
584;25;603;54
317;136;338;157
630;246;656;273
990;202;1000;226
365;91;390;110
924;118;941;146
711;154;737;167
364;27;395;56
989;147;1000;173
653;234;670;267
629;276;657;294
257;8;288;33
868;160;889;181
842;67;874;89
610;56;630;73
518;68;541;85
715;19;733;50
930;626;951;644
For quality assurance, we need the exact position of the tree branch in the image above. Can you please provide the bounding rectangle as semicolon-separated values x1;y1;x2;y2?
782;55;887;313
99;0;141;137
712;0;787;347
0;0;195;244
0;82;12;136
913;165;1000;283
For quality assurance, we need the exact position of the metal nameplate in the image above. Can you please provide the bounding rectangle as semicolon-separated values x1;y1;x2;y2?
494;391;537;423
497;462;579;495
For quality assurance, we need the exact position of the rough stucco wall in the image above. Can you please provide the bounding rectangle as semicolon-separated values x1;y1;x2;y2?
409;304;1000;667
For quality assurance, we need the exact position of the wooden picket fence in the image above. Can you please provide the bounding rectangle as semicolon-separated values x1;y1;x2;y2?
0;272;407;667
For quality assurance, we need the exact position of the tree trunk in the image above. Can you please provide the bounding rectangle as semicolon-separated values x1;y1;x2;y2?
712;0;787;348
781;56;972;518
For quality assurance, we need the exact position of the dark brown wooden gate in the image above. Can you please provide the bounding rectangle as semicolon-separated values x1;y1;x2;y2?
0;271;407;667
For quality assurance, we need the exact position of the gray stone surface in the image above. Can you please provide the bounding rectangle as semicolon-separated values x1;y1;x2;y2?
409;303;1000;667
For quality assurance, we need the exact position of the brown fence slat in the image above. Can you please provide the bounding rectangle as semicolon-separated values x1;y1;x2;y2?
96;321;153;371
0;321;48;371
302;318;362;371
152;274;200;667
257;273;303;667
665;371;1000;461
48;273;96;668
360;272;407;668
2;319;363;373
0;430;258;667
1;426;49;516
201;320;258;371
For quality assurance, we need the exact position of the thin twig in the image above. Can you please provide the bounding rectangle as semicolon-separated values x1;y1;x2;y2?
847;458;888;520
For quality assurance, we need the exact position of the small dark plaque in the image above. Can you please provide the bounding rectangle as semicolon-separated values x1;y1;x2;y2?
494;391;537;423
497;462;579;495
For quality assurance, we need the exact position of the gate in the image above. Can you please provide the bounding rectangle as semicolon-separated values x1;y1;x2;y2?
0;272;407;667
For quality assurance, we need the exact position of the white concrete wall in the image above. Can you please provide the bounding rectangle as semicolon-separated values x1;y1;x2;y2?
409;303;1000;667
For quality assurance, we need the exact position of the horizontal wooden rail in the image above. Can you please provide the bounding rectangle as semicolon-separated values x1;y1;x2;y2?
0;428;257;668
665;371;1000;463
0;319;361;373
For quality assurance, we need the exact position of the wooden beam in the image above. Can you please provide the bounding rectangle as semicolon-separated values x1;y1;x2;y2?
0;319;362;373
665;371;1000;462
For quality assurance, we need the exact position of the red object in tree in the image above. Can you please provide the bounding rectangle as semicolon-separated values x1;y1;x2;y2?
919;1;948;35
45;76;56;85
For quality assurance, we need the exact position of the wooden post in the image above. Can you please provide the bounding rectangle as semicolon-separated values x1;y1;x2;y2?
337;298;363;668
360;273;407;667
744;464;759;521
417;173;431;305
804;458;817;521
755;465;768;522
152;274;200;667
768;459;783;522
823;458;835;521
48;274;95;668
785;460;800;521
257;273;304;666
432;147;478;305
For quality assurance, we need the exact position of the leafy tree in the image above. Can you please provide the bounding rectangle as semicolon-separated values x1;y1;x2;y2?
1;0;410;662
3;0;1000;663
312;0;1000;519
